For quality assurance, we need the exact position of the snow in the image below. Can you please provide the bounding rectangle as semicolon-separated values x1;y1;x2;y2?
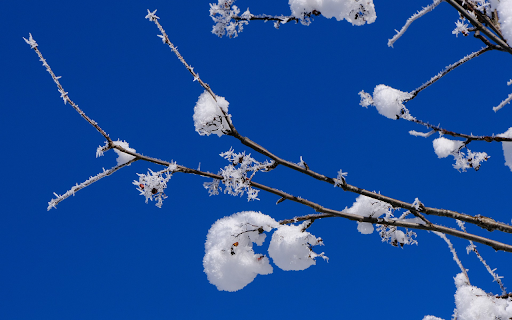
453;273;512;320
288;0;376;25
193;90;231;137
268;222;327;271
360;85;412;120
497;0;512;45
432;137;463;158
133;164;176;208
345;195;392;234
23;33;38;49
113;140;136;166
498;127;512;171
203;211;279;292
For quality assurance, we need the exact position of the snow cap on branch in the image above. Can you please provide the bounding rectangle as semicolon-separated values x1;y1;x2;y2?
288;0;376;25
498;0;512;44
268;221;327;271
359;85;412;120
498;127;512;171
453;273;512;320
193;90;231;137
203;211;278;292
433;136;488;172
346;195;392;234
113;140;136;166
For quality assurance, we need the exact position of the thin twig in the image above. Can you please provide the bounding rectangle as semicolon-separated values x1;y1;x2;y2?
434;231;471;284
24;35;113;144
406;46;492;102
388;0;443;48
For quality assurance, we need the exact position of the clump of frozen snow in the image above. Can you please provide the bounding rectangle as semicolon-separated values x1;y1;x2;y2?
193;90;231;137
498;0;512;45
498;127;512;171
288;0;376;25
203;211;279;292
359;85;413;120
268;222;327;271
432;137;464;158
432;137;488;171
453;273;512;320
113;140;136;165
346;195;392;234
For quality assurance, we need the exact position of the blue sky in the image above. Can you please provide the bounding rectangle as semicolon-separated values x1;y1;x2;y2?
2;1;512;319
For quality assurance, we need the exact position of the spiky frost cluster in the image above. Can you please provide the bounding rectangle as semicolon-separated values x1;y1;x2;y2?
210;0;250;38
203;211;327;291
206;148;274;201
133;163;177;208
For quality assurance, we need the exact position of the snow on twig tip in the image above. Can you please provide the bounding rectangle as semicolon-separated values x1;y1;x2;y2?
145;9;159;22
23;33;38;49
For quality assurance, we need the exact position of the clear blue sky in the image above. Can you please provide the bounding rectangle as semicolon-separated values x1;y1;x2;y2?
1;1;512;319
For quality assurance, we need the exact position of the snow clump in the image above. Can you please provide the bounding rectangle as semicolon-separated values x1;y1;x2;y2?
498;127;512;171
432;137;464;158
359;85;413;120
268;221;327;271
432;136;488;171
113;140;136;165
203;211;278;292
288;0;376;25
346;195;392;234
452;273;512;320
498;0;512;45
193;90;231;137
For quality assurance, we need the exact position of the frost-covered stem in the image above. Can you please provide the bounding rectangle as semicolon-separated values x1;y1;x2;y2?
493;93;512;112
459;0;506;42
27;44;113;144
445;0;512;54
458;221;507;294
47;158;138;210
406;46;491;101
232;14;299;23
142;14;512;234
388;0;443;47
228;131;512;234
434;231;471;285
146;12;236;134
407;117;512;143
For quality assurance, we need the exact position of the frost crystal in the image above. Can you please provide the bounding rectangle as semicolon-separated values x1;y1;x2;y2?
333;169;348;187
203;211;279;292
193;90;231;137
361;85;413;120
23;33;38;49
210;0;249;38
133;164;176;208
218;148;274;201
288;0;376;26
268;222;327;271
452;19;469;36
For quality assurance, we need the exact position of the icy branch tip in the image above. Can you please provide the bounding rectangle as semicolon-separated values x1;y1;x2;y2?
145;9;159;21
23;33;38;49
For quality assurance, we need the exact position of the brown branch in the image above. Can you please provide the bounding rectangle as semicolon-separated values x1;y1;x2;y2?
405;46;492;102
445;0;512;54
145;15;512;236
407;117;512;143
